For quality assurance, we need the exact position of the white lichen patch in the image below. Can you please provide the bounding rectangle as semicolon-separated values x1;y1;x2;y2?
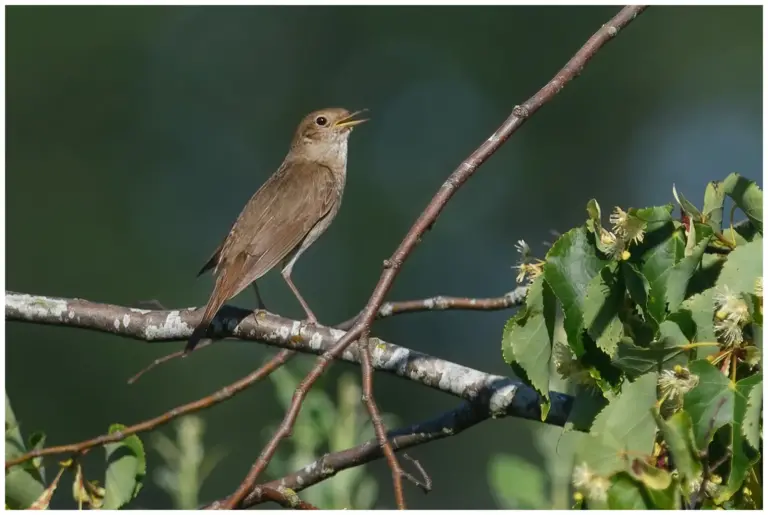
6;294;69;319
144;311;191;340
309;332;324;350
114;318;121;330
129;308;151;314
372;345;410;376
379;304;393;317
488;382;518;417
278;324;291;340
122;314;131;329
329;328;346;341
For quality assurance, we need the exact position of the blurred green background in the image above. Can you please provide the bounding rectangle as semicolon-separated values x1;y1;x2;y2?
6;5;762;509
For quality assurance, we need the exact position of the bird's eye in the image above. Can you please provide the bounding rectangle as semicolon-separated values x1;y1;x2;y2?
315;116;328;126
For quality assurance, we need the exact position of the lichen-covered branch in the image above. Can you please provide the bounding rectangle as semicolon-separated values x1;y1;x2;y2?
5;291;572;425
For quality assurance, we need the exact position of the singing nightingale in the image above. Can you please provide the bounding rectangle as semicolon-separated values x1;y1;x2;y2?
185;107;368;354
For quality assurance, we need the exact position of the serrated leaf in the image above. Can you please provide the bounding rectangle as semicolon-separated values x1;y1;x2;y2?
742;380;762;450
723;173;763;234
564;386;608;433
642;228;686;322
501;276;555;419
631;204;675;234
613;321;689;377
654;410;702;483
703;180;727;232
543;227;610;356
643;225;711;323
683;360;734;449
579;372;658;476
714;237;763;293
583;263;625;357
714;373;762;504
488;454;547;509
103;424;146;509
673;184;703;221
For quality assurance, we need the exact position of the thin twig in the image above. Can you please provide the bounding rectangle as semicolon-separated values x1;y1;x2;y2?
219;5;648;509
402;453;432;494
5;349;294;469
359;336;406;507
335;287;528;330
127;341;212;384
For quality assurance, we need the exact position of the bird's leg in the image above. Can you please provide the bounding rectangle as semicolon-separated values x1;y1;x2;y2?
280;269;318;325
251;283;268;311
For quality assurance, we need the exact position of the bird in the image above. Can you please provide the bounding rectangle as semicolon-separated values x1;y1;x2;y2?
185;107;368;355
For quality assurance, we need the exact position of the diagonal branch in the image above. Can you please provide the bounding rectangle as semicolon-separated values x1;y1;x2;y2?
5;349;294;469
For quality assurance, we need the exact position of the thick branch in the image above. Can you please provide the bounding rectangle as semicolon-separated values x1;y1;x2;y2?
5;291;572;426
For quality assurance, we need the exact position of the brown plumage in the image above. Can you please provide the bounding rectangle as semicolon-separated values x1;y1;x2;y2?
185;108;367;354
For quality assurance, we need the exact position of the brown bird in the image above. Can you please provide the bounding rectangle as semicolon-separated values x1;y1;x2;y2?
185;107;368;355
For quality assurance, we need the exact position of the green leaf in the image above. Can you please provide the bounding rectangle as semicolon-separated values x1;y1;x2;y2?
502;276;556;419
674;289;718;355
607;473;649;509
714;373;762;504
714;237;763;293
579;372;658;476
103;424;146;509
683;360;734;449
654;410;702;483
564;386;608;433
488;454;547;509
632;204;675;234
543;227;610;356
723;173;763;234
641;227;686;322
742;379;762;450
703;180;727;232
613;321;689;377
5;394;45;509
643;225;711;323
673;184;703;221
583;263;625;357
644;476;682;509
623;262;650;320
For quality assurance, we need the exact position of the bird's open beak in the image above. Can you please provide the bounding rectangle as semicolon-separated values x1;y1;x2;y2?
334;109;369;128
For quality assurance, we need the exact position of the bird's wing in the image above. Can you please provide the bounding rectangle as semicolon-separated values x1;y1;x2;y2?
205;160;337;311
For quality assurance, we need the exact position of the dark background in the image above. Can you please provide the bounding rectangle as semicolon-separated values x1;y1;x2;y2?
6;5;762;509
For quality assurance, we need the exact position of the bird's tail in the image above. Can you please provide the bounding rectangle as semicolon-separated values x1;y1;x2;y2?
184;289;228;355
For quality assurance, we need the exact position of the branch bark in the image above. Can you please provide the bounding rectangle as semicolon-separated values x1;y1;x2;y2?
5;291;572;427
